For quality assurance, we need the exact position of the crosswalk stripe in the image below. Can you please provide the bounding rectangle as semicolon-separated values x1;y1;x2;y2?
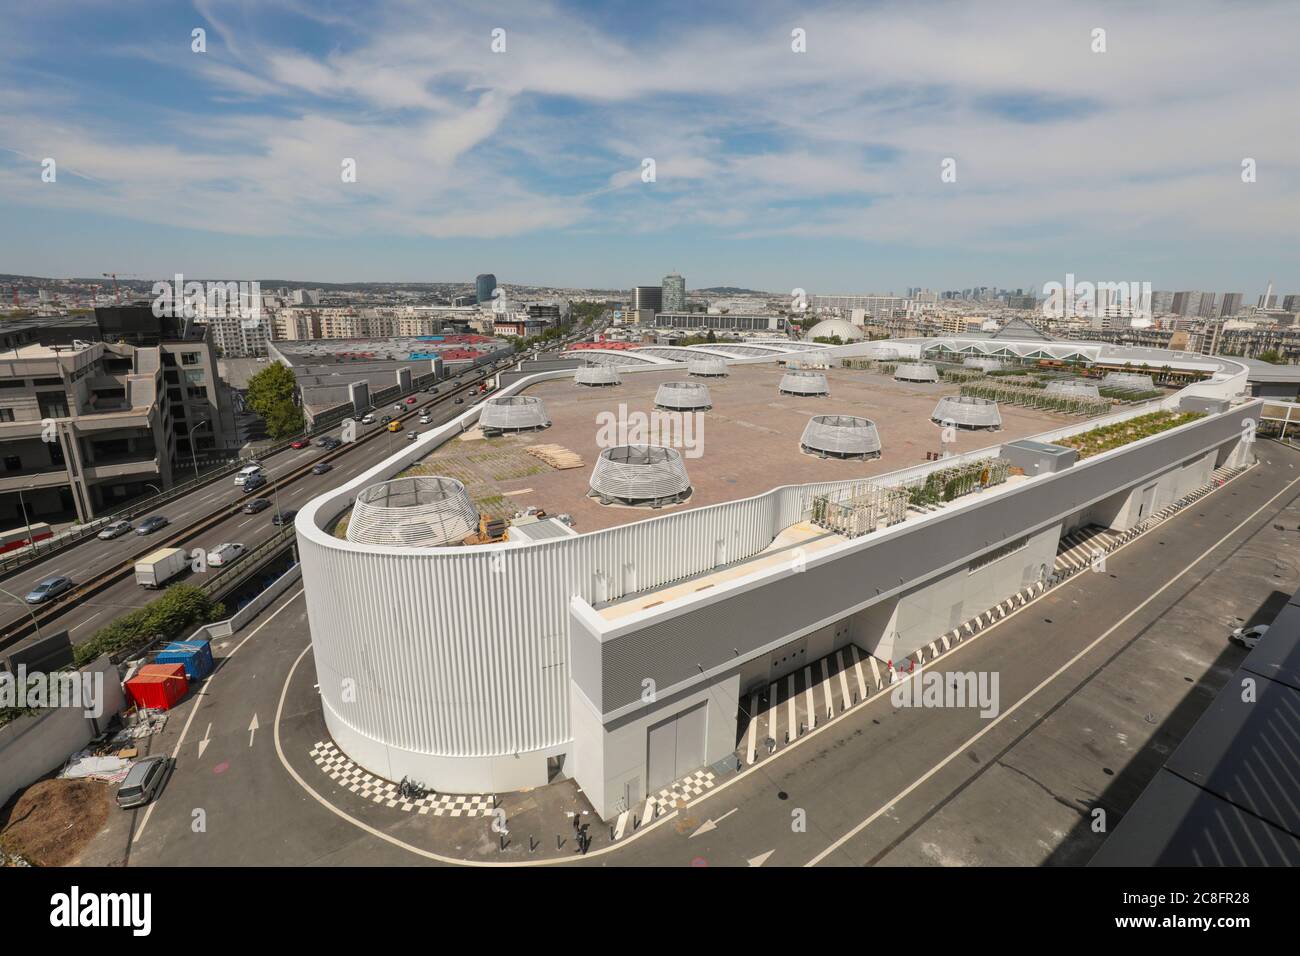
786;673;796;743
849;645;868;700
764;682;779;751
803;665;817;730
836;651;852;710
746;692;759;764
818;658;835;720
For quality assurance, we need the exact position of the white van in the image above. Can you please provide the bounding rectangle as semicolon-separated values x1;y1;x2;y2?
234;465;263;486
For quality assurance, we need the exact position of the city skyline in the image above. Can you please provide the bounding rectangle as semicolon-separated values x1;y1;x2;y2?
1;1;1298;290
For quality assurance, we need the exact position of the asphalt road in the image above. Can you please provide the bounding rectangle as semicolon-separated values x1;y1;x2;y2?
95;442;1300;867
0;366;496;652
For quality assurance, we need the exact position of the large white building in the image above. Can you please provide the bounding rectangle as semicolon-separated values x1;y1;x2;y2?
296;333;1258;819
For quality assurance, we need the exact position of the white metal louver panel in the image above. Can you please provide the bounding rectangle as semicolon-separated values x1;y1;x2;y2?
778;369;830;395
800;415;882;458
654;381;712;410
932;395;1003;429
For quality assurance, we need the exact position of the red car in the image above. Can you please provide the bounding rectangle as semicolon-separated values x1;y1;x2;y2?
405;396;417;404
290;439;309;449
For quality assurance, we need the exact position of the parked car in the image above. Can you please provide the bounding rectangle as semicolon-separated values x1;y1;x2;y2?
206;542;246;567
241;474;267;493
419;414;432;425
135;515;169;535
311;462;333;475
290;439;310;449
116;755;174;810
25;575;73;604
98;520;133;540
243;497;271;514
361;414;376;425
1230;624;1268;649
272;510;298;526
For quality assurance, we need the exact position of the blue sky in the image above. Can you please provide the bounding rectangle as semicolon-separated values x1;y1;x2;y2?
1;0;1297;295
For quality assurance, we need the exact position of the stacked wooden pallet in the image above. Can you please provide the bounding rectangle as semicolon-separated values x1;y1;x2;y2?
525;444;584;470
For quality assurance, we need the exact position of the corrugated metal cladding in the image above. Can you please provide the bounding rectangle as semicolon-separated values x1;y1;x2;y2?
595;406;1257;711
301;468;868;759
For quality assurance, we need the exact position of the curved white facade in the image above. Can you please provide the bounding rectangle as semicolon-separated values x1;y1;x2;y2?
894;363;940;383
800;415;882;459
932;396;1003;430
295;341;1255;804
779;369;830;395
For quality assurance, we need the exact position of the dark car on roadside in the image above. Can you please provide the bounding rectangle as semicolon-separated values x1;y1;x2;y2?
241;473;268;493
272;510;298;526
243;498;271;514
135;515;169;535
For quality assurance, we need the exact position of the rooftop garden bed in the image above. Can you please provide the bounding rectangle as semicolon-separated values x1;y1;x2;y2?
1051;410;1205;460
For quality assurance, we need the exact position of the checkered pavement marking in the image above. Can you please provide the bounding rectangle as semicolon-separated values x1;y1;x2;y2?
309;741;494;817
647;769;716;816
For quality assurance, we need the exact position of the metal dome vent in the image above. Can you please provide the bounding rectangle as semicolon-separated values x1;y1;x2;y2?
574;364;622;386
1102;371;1155;391
479;395;550;433
893;363;940;383
1044;379;1100;400
800;415;882;460
932;395;1002;430
346;477;479;548
654;381;712;411
778;369;830;396
687;357;728;377
588;445;692;507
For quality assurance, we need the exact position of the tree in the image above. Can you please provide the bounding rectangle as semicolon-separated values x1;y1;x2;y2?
246;362;305;439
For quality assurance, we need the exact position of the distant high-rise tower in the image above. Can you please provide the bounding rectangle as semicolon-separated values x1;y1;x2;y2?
1258;280;1276;309
662;273;686;312
475;273;497;305
1219;293;1243;317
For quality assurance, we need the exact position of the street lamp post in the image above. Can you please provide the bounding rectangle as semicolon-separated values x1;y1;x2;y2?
180;419;209;480
0;585;43;640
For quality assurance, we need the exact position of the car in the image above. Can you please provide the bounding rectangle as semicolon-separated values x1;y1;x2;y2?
97;520;133;540
405;396;417;405
380;415;391;424
206;542;246;567
290;439;310;449
272;510;298;527
241;473;267;493
419;415;432;425
428;387;439;394
361;414;376;425
387;420;403;432
235;464;264;485
454;397;465;405
393;403;403;412
116;755;174;809
135;515;169;535
407;432;418;441
319;437;342;450
1230;624;1269;649
25;575;73;604
243;498;271;514
311;462;333;475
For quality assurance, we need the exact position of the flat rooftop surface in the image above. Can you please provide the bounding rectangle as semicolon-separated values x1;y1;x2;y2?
407;363;1090;533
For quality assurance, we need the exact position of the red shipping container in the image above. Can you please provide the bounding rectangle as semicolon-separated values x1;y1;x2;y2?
125;668;189;712
139;663;186;680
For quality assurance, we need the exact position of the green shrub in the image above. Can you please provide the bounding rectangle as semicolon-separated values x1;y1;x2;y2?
74;583;225;666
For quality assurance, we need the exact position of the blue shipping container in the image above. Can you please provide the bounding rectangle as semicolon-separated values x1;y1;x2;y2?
155;639;215;680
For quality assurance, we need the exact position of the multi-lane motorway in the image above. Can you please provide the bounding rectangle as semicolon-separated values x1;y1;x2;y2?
0;364;501;654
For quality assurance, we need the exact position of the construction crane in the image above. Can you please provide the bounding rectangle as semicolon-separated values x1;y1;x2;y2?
101;272;139;304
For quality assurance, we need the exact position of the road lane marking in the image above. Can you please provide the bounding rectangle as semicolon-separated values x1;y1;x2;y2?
804;466;1300;867
70;610;104;632
132;586;305;845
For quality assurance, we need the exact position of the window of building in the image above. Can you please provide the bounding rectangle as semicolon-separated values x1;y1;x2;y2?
0;380;25;389
32;377;62;386
3;456;21;472
37;392;70;419
0;408;12;422
180;352;200;366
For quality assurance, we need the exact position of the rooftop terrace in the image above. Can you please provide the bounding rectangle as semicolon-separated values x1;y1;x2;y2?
404;363;1099;533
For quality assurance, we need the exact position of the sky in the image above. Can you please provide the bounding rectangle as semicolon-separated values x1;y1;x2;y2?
1;0;1297;296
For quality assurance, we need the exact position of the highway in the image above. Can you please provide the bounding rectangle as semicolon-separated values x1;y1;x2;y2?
0;364;502;653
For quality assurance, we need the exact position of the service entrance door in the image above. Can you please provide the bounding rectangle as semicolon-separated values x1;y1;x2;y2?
646;701;708;792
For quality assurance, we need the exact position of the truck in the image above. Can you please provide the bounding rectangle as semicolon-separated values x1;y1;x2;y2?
135;547;188;588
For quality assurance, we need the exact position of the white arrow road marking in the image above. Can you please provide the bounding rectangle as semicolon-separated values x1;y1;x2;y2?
748;850;774;867
198;723;212;758
248;713;260;746
690;807;738;838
